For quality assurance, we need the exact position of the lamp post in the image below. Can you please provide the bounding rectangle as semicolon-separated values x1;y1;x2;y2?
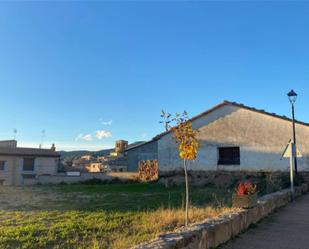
287;89;298;174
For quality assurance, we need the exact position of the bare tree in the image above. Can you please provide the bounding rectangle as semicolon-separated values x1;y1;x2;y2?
161;111;199;226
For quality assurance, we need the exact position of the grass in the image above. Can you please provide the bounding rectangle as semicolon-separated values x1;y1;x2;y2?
0;183;234;249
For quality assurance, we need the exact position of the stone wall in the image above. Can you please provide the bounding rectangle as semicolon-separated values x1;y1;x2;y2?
158;170;309;190
133;183;309;249
36;172;139;185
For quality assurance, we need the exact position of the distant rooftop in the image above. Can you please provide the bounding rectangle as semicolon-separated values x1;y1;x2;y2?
0;140;60;157
153;100;309;140
126;100;309;151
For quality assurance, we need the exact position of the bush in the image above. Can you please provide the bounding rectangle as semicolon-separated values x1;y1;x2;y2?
79;178;110;185
139;160;158;182
295;174;305;186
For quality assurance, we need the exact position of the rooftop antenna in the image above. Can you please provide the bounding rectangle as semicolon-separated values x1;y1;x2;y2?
39;129;45;149
13;129;17;140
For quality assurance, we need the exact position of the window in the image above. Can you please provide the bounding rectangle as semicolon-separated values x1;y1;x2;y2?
0;161;5;171
218;147;240;165
0;180;5;185
23;158;35;171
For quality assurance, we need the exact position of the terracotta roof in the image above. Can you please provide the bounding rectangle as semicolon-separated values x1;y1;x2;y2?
0;147;60;157
126;100;309;150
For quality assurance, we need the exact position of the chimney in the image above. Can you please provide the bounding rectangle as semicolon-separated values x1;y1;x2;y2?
51;144;56;151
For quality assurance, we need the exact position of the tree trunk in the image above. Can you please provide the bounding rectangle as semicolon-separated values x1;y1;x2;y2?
183;158;189;226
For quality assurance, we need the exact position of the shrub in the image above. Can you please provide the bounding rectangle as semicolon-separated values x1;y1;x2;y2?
236;182;257;196
138;160;158;182
79;178;109;185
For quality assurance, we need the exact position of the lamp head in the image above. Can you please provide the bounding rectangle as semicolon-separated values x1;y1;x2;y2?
288;89;297;104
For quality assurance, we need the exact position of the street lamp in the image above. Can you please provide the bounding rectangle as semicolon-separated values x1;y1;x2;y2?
287;89;298;174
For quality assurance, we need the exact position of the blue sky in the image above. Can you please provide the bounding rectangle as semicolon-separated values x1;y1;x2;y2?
1;1;309;151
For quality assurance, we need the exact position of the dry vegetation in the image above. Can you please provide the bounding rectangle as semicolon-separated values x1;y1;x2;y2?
0;184;234;249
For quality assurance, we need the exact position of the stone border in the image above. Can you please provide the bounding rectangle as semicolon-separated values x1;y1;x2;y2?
133;183;308;249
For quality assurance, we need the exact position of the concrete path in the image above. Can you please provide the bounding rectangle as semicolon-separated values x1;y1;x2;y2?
220;194;309;249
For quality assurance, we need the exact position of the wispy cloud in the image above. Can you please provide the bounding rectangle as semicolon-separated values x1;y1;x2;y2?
96;130;112;139
75;134;93;141
142;132;148;139
103;120;113;126
100;118;113;126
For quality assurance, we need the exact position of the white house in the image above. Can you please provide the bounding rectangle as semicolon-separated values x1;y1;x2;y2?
0;140;60;185
127;101;309;172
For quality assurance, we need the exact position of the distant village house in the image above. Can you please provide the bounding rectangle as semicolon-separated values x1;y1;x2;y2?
86;162;105;173
0;140;60;185
70;140;129;173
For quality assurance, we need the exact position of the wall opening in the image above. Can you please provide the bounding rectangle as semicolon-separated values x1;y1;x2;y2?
218;147;240;165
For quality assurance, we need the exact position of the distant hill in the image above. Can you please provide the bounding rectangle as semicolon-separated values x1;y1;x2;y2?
58;149;113;160
58;141;146;160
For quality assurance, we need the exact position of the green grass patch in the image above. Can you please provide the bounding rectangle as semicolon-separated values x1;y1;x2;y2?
0;184;232;249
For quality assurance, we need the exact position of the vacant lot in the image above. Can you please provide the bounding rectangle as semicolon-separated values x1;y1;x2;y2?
0;183;234;249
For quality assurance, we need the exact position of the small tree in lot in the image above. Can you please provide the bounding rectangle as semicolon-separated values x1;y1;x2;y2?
161;110;199;226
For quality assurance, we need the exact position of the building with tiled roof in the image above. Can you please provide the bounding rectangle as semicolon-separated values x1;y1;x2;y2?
0;140;60;185
126;101;309;172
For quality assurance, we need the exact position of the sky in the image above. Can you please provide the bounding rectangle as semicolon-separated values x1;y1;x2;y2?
1;1;309;151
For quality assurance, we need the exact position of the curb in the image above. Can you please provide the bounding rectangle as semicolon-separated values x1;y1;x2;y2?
133;183;308;249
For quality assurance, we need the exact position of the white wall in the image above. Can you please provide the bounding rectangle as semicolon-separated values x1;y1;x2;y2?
158;105;309;171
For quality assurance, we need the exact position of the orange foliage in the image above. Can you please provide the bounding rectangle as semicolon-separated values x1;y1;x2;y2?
161;111;199;161
138;160;158;182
